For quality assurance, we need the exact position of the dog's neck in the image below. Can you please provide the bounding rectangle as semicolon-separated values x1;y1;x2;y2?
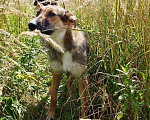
50;26;76;52
51;28;67;51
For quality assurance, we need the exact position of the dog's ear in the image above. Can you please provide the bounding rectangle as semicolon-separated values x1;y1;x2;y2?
35;1;43;10
34;0;44;6
61;11;77;28
34;0;58;6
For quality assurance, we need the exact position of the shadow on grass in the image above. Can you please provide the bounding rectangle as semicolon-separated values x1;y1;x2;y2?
23;96;49;120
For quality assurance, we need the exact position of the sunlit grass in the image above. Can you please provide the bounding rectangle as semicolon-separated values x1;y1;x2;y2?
0;0;150;119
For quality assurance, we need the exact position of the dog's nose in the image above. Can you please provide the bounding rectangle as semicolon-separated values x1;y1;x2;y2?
28;23;37;31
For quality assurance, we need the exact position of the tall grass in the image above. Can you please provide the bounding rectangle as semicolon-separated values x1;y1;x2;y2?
0;0;150;119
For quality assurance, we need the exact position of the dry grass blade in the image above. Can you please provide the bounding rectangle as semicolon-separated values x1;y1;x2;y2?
6;6;29;17
20;31;39;37
0;29;27;48
20;30;65;54
1;1;34;17
0;29;11;36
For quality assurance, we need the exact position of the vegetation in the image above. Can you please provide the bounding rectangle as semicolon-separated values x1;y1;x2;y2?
0;0;149;119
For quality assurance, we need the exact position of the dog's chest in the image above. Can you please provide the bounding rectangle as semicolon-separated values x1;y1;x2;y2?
49;29;86;74
62;51;73;72
49;48;74;73
51;29;66;51
51;29;74;72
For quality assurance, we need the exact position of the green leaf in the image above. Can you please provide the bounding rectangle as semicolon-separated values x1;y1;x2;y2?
5;106;13;116
6;98;13;106
120;65;128;73
114;88;125;96
12;96;18;103
117;111;123;120
0;117;7;120
122;101;128;112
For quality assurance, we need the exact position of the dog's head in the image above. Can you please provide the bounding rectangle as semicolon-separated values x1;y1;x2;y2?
28;2;77;35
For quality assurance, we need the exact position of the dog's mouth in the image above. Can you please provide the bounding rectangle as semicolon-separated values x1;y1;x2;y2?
38;20;58;35
28;20;57;35
40;28;57;35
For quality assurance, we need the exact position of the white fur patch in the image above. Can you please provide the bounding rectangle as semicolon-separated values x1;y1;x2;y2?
62;51;73;72
51;29;66;51
62;52;86;78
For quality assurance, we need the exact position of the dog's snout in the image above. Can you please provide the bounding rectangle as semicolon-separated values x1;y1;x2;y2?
28;23;37;31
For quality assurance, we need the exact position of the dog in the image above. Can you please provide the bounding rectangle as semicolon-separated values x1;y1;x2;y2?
28;1;89;119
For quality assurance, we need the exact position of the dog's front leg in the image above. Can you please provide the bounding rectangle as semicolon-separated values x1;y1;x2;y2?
66;75;74;95
47;72;62;120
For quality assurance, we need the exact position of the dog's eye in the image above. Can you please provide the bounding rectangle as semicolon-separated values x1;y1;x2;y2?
48;12;56;17
36;9;41;16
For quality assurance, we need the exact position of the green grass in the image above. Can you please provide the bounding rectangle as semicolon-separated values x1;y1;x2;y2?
0;0;150;120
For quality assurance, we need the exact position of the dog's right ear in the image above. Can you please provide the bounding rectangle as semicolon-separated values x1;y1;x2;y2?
61;11;77;28
34;0;43;6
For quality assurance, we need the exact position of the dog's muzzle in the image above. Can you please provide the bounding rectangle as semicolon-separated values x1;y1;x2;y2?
28;19;56;35
28;22;37;31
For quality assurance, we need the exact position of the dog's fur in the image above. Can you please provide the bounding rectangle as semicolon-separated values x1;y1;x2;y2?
28;1;89;119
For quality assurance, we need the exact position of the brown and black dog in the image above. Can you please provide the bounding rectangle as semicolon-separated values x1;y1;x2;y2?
28;1;89;119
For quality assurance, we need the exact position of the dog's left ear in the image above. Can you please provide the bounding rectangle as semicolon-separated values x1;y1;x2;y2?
35;1;43;10
61;11;77;28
